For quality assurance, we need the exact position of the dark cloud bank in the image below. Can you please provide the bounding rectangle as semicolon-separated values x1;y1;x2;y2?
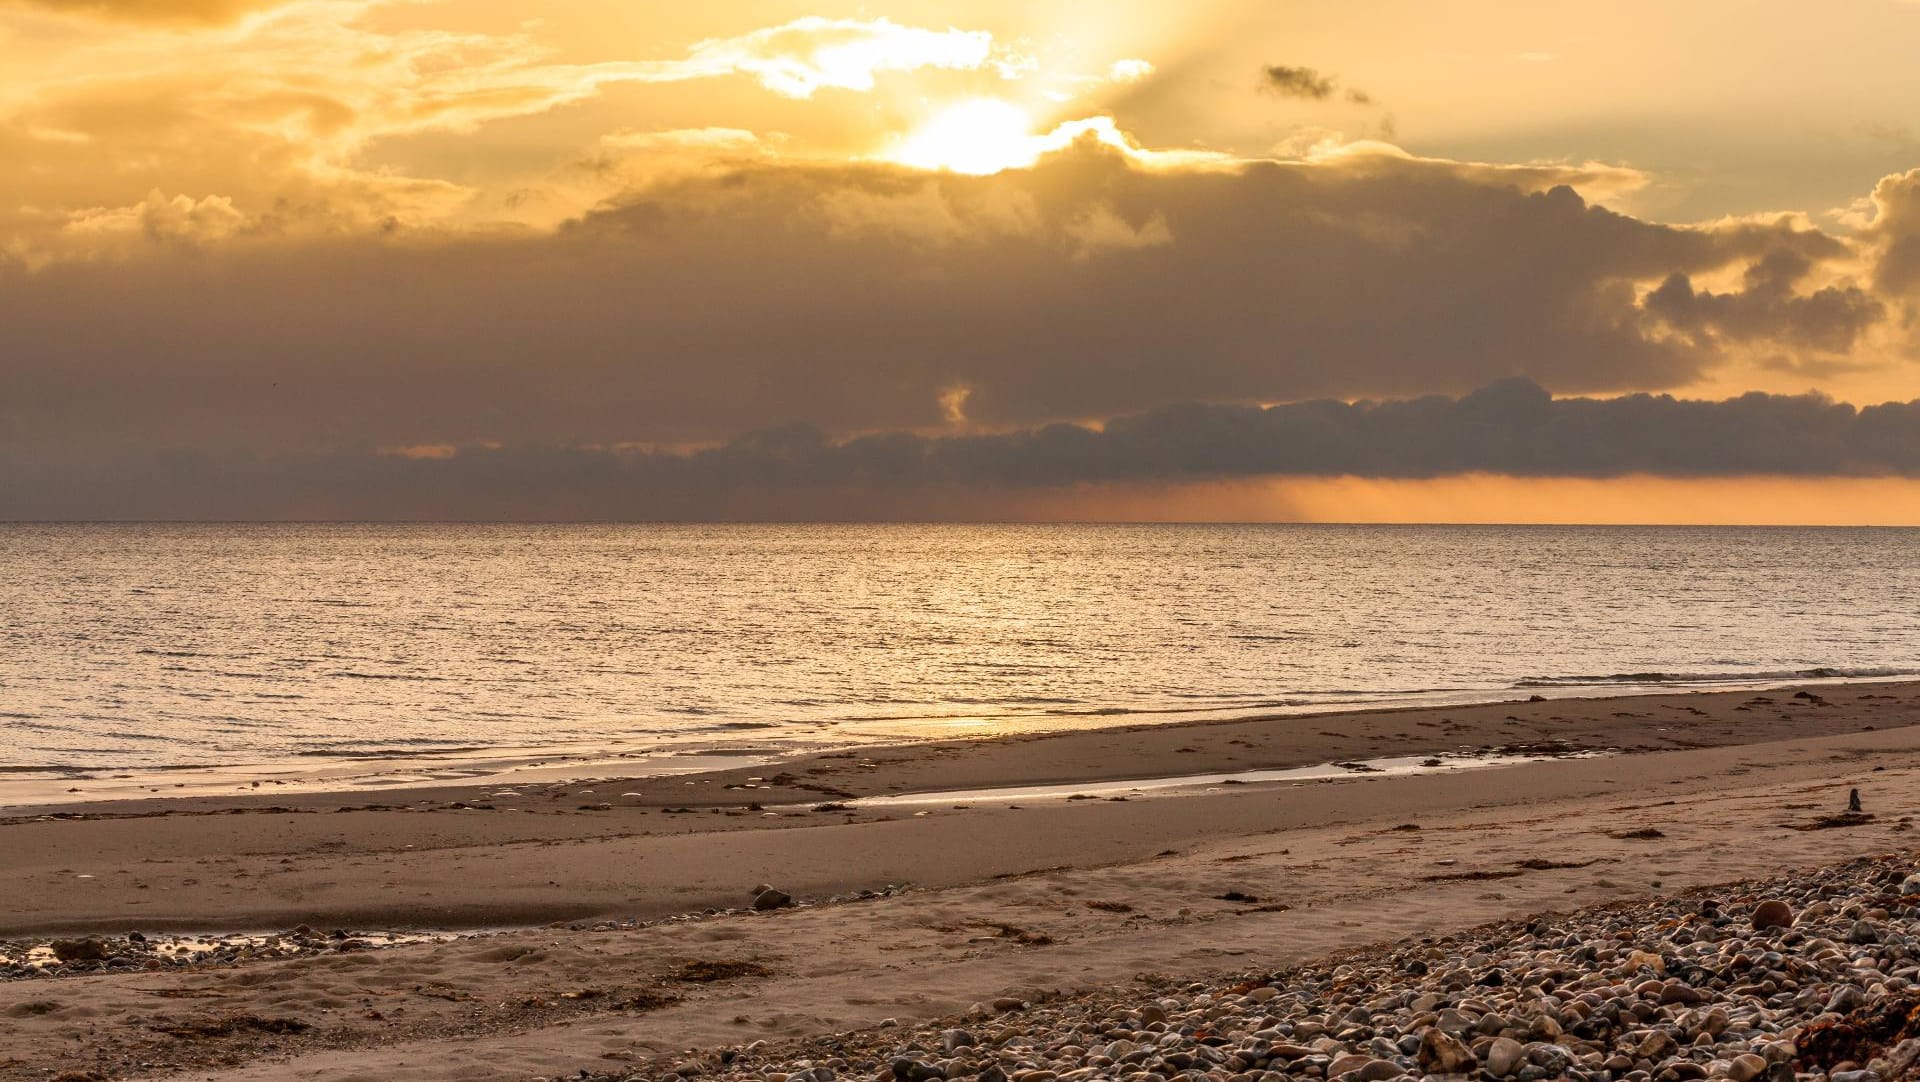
1;142;1898;463
7;380;1920;520
3;143;1917;518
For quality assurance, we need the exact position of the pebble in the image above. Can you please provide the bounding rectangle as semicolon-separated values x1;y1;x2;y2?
1751;898;1795;929
579;856;1920;1082
1484;1035;1527;1076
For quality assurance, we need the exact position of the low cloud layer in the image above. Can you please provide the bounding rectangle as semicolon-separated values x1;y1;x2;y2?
6;381;1920;520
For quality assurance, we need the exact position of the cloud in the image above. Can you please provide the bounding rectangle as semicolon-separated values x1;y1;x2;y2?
0;7;1035;261
1644;247;1885;354
1262;65;1337;100
1862;167;1920;299
1261;63;1382;111
9;380;1920;519
9;0;281;23
655;17;1002;99
0;138;1899;473
62;189;248;248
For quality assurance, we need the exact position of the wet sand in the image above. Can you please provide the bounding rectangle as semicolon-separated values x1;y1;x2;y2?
2;681;1917;1081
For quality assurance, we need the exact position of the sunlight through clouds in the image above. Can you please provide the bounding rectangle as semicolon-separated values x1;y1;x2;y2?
665;16;1002;98
0;4;1069;257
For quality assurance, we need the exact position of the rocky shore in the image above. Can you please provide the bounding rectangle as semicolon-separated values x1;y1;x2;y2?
614;854;1920;1082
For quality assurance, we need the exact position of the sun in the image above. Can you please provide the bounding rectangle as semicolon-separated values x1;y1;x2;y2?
888;98;1041;175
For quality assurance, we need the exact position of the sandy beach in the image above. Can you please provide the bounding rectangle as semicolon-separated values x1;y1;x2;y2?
4;681;1919;1081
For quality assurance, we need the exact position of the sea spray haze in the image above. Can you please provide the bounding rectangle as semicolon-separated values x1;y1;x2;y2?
1;523;1917;772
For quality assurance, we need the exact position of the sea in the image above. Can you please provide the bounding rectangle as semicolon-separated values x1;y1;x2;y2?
2;523;1917;789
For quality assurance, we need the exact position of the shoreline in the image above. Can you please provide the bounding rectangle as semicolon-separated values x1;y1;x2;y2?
4;680;1920;1079
8;674;1916;814
0;680;1912;936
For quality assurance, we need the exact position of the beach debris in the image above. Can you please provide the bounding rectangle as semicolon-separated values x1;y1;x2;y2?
975;922;1052;946
671;960;769;983
2;928;453;981
49;937;110;963
1419;868;1524;882
1797;791;1879;830
151;1013;311;1039
1416;1027;1474;1074
750;887;792;911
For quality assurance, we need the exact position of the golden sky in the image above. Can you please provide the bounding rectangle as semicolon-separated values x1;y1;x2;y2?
4;0;1920;520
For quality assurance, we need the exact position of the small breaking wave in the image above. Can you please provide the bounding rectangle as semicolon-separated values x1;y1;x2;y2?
1514;666;1920;689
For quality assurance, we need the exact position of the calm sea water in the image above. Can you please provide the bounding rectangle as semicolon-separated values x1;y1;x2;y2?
2;523;1917;773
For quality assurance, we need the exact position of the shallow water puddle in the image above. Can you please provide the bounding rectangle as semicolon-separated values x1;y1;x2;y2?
842;749;1609;807
1;929;459;976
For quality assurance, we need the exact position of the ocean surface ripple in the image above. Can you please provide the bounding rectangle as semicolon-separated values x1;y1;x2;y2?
2;523;1917;771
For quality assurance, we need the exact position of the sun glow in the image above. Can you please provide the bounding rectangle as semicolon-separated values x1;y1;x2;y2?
887;104;1233;176
888;98;1043;175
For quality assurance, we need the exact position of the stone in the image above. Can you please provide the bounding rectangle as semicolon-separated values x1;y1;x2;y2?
1751;899;1795;930
1416;1028;1474;1074
1636;1030;1677;1059
752;888;793;911
1268;1043;1314;1059
49;937;110;962
1829;985;1866;1014
1327;1053;1372;1076
1850;920;1881;944
1900;873;1920;895
1726;1053;1768;1082
1660;982;1707;1005
1484;1037;1528;1077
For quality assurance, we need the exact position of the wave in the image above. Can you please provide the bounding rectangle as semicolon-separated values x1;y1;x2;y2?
294;743;488;758
1513;666;1920;689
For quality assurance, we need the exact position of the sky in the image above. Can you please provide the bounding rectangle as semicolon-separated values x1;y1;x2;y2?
4;0;1920;521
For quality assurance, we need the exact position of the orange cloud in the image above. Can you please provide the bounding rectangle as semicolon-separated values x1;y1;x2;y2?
10;0;281;24
901;476;1920;526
